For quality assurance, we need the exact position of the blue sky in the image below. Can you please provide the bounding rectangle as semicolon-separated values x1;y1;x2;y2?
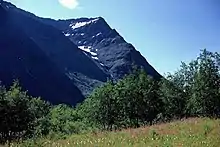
6;0;220;74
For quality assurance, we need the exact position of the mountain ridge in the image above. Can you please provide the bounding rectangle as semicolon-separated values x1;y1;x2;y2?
0;3;85;104
0;0;161;105
41;16;161;79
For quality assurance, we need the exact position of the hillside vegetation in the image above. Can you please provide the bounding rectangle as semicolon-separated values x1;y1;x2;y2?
14;118;220;147
0;49;220;146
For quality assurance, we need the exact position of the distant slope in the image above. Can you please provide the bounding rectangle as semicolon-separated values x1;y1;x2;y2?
1;1;110;96
8;9;109;83
43;17;162;80
0;3;84;105
0;1;161;105
15;118;220;147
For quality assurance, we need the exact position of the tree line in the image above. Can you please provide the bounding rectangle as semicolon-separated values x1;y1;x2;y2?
0;49;219;145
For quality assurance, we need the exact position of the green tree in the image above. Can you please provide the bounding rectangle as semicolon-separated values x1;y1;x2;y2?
78;69;163;130
79;81;117;131
158;75;186;120
0;81;34;145
187;49;220;117
49;104;84;135
0;81;51;145
115;70;161;127
27;97;51;137
0;84;7;144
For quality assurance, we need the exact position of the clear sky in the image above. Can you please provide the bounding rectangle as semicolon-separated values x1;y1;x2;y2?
6;0;220;75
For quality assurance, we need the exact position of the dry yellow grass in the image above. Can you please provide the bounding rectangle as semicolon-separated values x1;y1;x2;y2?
11;117;220;147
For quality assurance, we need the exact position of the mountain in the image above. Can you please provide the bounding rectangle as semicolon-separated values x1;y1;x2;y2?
41;17;162;80
0;2;85;105
0;1;161;105
1;1;109;96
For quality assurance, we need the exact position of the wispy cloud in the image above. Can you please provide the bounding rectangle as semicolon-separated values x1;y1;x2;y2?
58;0;79;9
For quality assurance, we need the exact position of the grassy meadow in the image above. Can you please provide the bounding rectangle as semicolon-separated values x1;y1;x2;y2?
12;118;220;147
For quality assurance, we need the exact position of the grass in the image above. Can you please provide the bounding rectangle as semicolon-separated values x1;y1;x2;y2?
12;118;220;147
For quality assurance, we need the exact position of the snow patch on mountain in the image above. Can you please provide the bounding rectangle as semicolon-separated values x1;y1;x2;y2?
64;33;70;36
70;18;99;30
96;32;102;36
78;46;97;56
92;56;98;60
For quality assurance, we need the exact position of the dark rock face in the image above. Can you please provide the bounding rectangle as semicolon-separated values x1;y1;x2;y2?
0;1;161;105
6;3;109;82
42;17;162;80
0;3;84;105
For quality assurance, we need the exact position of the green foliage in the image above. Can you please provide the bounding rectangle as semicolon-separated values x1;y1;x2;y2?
187;49;220;117
0;49;220;146
114;69;162;127
77;49;220;131
158;75;187;120
28;98;51;137
0;81;50;145
49;104;86;135
77;81;116;130
78;69;162;130
0;81;34;145
159;49;220;119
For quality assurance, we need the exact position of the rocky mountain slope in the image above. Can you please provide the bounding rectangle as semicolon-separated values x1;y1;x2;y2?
0;2;84;105
42;17;161;80
0;1;161;105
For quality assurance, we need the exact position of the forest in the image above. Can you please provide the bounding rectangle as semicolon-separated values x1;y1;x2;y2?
0;49;219;146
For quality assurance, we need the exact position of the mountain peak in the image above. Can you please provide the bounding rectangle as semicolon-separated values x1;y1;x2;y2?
0;2;161;105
